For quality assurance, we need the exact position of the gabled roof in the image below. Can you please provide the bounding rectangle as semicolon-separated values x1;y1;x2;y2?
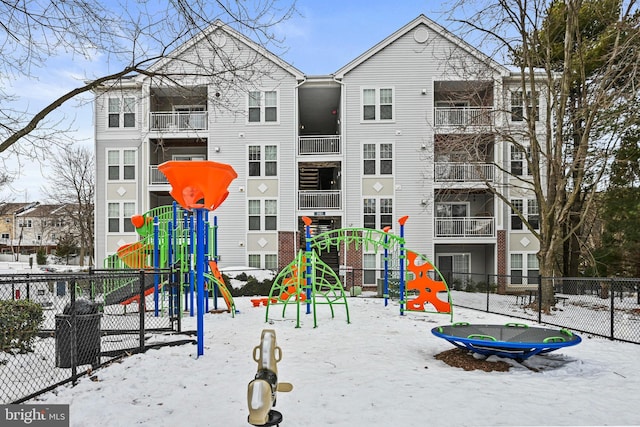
0;202;38;216
17;203;67;217
143;20;305;81
334;14;510;79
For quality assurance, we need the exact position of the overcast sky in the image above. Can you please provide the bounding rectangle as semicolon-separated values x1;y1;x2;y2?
0;0;461;202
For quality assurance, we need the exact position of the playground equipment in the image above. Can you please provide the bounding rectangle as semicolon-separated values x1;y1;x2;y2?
266;216;452;327
103;161;237;357
247;329;293;426
158;160;237;357
431;322;582;360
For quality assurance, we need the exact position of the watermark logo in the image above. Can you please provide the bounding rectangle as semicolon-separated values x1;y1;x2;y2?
1;404;69;426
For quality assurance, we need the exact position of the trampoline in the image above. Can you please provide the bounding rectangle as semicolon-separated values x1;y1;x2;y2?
432;322;582;360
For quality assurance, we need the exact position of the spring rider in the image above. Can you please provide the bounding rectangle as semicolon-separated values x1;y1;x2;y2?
247;329;293;426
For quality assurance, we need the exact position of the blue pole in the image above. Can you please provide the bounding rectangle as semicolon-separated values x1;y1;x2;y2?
204;210;210;312
153;216;159;316
384;233;389;307
189;214;195;317
213;216;219;309
305;222;312;315
195;208;205;357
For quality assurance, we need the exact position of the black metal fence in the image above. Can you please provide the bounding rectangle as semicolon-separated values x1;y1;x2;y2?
437;272;640;344
0;269;183;404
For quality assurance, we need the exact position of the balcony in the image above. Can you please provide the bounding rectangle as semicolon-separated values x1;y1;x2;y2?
434;107;493;127
298;136;341;155
149;111;208;131
149;166;168;185
298;190;341;210
434;217;495;238
434;162;495;182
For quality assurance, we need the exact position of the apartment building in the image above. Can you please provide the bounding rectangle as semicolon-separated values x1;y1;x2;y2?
93;15;543;288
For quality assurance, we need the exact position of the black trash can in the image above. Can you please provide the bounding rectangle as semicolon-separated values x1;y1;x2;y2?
55;299;102;368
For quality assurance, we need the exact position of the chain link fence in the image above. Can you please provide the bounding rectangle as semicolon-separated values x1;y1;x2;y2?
441;272;640;344
0;269;183;404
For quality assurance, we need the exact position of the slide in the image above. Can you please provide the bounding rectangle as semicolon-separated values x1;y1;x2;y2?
206;260;236;315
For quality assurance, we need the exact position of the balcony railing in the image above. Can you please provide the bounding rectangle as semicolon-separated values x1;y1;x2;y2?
434;107;493;126
434;162;495;182
298;190;341;210
434;217;495;238
149;112;208;131
298;136;341;155
149;166;168;185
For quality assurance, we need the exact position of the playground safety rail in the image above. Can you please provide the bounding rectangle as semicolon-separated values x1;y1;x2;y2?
0;268;184;404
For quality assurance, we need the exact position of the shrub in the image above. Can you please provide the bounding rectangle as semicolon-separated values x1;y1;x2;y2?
0;300;44;354
36;249;47;266
229;275;274;297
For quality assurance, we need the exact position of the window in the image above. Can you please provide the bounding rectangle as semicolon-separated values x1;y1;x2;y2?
265;91;277;122
107;149;136;181
248;91;278;123
526;91;539;121
362;87;394;121
363;142;393;175
248;200;261;230
1;233;9;239
123;202;136;232
108;151;119;180
108;202;136;233
510;253;523;284
123;150;135;180
511;199;524;230
265;146;277;176
248;200;277;231
108;97;135;128
363;199;376;229
510;91;538;122
248;145;277;177
510;91;523;121
363;198;393;229
511;253;539;285
108;203;120;232
510;145;531;176
264;200;277;230
527;199;540;230
19;219;32;228
265;254;278;270
527;253;540;284
248;254;261;269
249;146;261;176
511;199;539;231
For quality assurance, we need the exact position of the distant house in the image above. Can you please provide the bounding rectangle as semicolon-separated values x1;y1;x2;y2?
92;15;543;289
0;202;80;258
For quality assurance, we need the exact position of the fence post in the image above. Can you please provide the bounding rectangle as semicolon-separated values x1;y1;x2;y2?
486;274;490;312
69;279;78;384
610;278;615;340
139;270;146;353
537;276;542;324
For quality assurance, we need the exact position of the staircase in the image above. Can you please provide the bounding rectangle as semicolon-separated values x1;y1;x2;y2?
299;168;319;190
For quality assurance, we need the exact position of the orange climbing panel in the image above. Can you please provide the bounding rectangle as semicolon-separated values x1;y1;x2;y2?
405;251;451;313
158;161;238;210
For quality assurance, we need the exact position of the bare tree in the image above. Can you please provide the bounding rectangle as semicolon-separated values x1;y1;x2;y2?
0;0;297;164
43;147;95;266
440;0;640;307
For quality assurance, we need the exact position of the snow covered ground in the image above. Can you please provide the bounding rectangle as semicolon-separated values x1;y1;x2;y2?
30;294;640;427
